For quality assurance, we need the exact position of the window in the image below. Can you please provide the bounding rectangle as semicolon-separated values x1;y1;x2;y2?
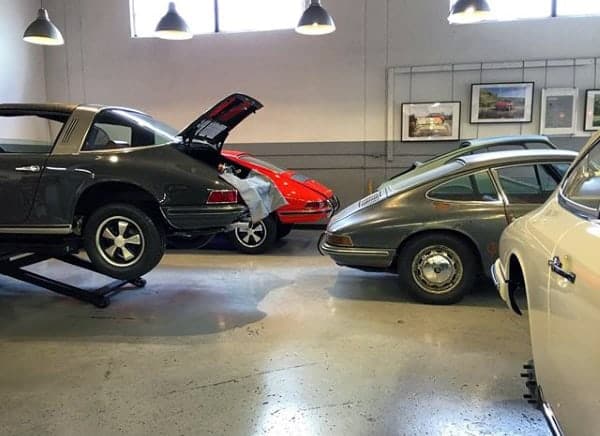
0;116;65;154
83;110;178;151
450;0;600;21
239;155;285;173
495;163;567;204
563;144;600;210
429;170;498;202
130;0;305;38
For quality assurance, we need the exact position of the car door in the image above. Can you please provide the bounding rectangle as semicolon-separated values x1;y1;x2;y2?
492;162;571;223
0;147;48;225
544;143;600;435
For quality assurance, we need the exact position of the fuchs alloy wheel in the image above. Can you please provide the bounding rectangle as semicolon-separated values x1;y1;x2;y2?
398;233;477;305
83;204;165;280
230;215;277;254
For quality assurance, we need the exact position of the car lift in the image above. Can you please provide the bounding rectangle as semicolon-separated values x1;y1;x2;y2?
0;238;146;308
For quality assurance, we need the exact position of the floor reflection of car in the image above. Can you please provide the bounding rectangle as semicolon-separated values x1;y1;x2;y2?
218;150;338;254
492;133;600;436
495;100;514;111
321;149;576;304
378;135;558;191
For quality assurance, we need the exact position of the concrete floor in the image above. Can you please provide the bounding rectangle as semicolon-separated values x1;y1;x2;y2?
0;230;549;436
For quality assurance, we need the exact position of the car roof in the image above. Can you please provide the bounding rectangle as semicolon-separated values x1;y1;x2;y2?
459;135;554;148
456;149;577;168
0;103;77;115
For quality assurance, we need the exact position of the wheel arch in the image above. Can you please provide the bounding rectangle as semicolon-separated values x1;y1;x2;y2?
396;228;484;272
506;251;529;315
74;181;167;229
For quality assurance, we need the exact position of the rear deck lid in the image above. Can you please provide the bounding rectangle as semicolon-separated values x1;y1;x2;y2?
178;93;263;152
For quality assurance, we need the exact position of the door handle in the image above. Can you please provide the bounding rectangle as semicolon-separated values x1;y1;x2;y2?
15;165;42;173
548;256;576;284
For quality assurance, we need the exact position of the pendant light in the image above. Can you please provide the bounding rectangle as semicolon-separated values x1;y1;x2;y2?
23;8;64;46
155;2;192;40
296;0;336;36
448;0;493;24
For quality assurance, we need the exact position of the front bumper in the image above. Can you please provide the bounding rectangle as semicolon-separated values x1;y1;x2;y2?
491;258;510;305
319;238;395;269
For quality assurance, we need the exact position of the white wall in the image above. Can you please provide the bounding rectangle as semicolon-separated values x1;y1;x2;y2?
0;0;49;140
42;0;600;144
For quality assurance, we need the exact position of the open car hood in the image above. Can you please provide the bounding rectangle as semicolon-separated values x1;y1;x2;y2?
178;93;263;152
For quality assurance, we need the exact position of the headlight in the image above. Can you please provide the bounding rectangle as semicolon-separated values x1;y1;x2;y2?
326;233;353;247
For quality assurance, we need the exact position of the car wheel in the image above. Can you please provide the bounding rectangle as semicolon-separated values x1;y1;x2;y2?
167;235;214;250
398;233;477;305
230;215;277;254
83;203;165;281
276;223;293;240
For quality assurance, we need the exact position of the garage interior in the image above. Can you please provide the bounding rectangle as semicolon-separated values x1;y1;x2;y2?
1;0;598;434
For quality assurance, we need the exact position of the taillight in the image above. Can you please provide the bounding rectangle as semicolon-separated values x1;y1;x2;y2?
207;190;238;204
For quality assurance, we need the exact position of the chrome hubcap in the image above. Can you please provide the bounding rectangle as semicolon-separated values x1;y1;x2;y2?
235;221;267;248
96;216;145;267
411;245;463;294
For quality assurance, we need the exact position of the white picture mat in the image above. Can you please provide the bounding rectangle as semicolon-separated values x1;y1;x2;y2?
540;88;578;135
471;83;534;123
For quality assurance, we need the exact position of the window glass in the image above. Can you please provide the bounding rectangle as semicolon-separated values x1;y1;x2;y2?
563;143;600;210
218;0;304;32
495;164;565;204
0;116;65;154
130;0;215;38
239;155;286;173
429;170;498;202
557;1;600;16
83;110;178;151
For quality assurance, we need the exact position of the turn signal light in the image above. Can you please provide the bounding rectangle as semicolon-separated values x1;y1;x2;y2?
207;190;238;204
326;233;353;247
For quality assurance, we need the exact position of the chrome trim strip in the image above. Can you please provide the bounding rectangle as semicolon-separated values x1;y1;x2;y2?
0;226;72;235
538;387;565;436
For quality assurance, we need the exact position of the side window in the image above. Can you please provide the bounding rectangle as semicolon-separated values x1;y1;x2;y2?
82;109;177;152
0;115;65;154
563;143;600;210
495;164;566;204
429;170;498;202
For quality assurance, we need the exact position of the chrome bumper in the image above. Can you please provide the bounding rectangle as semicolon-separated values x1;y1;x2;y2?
319;238;395;269
491;258;510;307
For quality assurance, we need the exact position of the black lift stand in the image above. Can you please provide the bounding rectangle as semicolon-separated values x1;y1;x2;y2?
0;240;146;308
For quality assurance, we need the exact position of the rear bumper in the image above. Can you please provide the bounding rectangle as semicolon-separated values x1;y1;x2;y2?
319;239;395;269
162;204;248;231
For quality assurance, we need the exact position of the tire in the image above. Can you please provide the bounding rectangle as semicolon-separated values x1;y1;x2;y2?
83;203;165;281
276;223;293;240
229;215;277;254
167;235;214;250
398;233;477;305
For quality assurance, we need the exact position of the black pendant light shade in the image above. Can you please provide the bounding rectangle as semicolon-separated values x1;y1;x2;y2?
448;0;493;24
296;0;336;35
23;8;64;46
155;2;192;40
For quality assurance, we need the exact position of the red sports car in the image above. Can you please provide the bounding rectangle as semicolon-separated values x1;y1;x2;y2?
220;150;338;253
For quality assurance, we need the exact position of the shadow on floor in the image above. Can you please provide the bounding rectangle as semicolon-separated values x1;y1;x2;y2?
328;268;505;308
0;264;291;341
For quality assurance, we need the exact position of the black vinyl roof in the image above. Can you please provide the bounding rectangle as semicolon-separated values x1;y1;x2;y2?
0;103;77;116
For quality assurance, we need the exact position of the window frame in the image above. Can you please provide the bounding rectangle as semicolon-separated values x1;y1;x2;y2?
558;141;600;220
425;169;503;204
491;161;572;206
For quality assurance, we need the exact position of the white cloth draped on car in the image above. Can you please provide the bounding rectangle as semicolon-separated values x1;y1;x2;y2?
219;170;288;223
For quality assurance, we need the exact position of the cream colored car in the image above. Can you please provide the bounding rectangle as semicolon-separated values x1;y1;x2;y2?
492;133;600;436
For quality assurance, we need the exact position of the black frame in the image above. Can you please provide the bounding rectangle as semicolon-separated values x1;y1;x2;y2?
470;82;535;125
583;89;600;132
401;101;462;143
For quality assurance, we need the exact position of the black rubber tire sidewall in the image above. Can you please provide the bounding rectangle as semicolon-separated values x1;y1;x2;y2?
230;215;277;254
398;233;477;305
83;203;165;281
276;223;293;240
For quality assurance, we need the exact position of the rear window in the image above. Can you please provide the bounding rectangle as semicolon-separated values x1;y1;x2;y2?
239;155;285;173
0;115;65;154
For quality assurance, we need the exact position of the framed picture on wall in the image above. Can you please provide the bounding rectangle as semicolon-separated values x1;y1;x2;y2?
401;102;461;142
540;88;578;135
584;90;600;131
471;82;534;124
